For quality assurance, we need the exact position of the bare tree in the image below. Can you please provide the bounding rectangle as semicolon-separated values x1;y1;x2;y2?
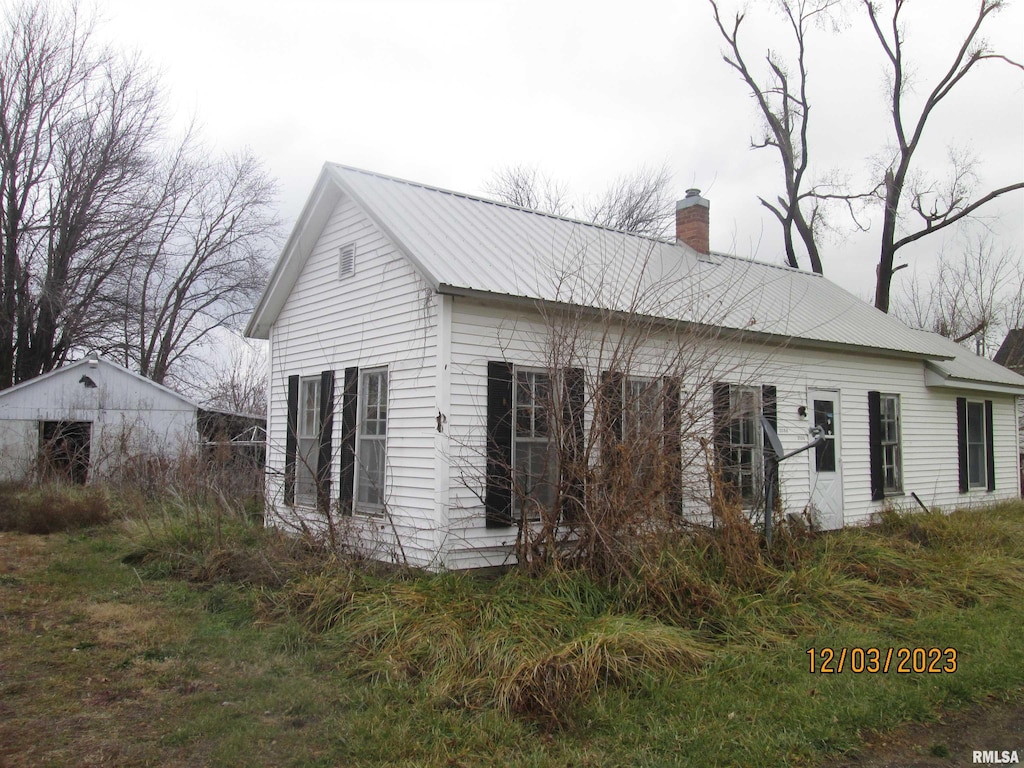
708;0;848;273
0;0;278;390
866;0;1024;312
0;1;161;388
484;163;676;238
108;144;277;386
709;0;1024;310
893;232;1023;355
203;337;268;416
483;165;570;216
585;165;676;238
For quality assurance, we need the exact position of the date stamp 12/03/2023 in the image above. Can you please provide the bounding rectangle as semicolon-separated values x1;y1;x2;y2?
806;646;957;674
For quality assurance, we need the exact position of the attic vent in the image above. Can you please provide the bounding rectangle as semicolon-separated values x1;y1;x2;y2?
338;243;356;279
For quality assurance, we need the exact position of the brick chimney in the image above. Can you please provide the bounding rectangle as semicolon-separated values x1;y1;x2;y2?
675;189;710;254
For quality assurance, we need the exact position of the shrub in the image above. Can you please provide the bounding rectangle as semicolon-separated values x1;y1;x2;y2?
0;482;111;534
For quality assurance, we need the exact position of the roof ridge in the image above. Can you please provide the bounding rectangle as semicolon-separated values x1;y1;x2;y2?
328;162;679;245
329;163;833;278
706;249;826;277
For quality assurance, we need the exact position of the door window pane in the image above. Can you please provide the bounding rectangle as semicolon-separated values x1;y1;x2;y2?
813;399;836;473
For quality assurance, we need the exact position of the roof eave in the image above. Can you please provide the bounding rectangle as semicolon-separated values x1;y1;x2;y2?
0;357;200;409
436;284;949;362
244;166;345;339
924;364;1024;396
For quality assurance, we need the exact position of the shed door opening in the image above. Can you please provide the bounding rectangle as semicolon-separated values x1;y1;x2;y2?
40;421;92;484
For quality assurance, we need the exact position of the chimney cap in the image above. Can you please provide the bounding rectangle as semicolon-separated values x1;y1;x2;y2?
676;190;709;211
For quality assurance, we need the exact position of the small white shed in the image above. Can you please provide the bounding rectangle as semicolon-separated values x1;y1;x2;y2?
0;357;201;483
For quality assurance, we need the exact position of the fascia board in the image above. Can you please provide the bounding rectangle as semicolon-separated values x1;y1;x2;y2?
244;167;343;339
924;366;1024;396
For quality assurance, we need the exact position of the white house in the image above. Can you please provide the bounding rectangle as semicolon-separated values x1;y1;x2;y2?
0;356;262;484
245;163;1024;570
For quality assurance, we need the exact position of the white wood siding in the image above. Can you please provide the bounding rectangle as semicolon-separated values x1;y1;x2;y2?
267;194;442;567
444;299;1023;569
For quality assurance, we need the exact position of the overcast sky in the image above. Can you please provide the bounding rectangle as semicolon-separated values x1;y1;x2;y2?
99;0;1023;302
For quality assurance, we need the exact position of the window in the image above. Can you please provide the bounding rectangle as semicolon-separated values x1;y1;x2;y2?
879;394;902;494
338;243;356;278
295;376;321;506
485;362;583;527
620;376;665;482
714;382;776;506
622;376;663;440
723;385;762;503
965;401;986;488
957;397;994;493
514;369;556;520
356;368;387;510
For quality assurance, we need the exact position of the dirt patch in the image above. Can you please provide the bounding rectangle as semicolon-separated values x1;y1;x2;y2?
832;695;1024;767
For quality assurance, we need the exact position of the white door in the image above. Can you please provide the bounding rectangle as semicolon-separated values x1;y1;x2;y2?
808;389;843;530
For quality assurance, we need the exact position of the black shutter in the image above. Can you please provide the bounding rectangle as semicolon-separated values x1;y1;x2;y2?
664;376;682;514
561;367;586;521
485;361;514;527
867;391;884;501
600;370;623;441
338;367;358;516
761;385;779;507
712;381;730;483
985;399;996;491
285;375;299;506
317;370;335;512
956;397;968;493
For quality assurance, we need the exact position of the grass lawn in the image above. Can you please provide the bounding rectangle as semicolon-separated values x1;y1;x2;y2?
1;492;1022;767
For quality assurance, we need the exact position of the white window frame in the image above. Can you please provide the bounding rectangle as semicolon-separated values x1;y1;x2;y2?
355;367;388;514
295;376;321;506
622;376;663;440
725;384;763;504
880;393;903;494
965;399;987;489
513;367;557;521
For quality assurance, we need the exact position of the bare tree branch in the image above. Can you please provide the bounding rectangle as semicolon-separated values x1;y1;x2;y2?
708;0;844;273
484;163;676;239
866;0;1024;311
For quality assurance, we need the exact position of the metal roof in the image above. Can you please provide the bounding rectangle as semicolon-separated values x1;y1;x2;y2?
323;163;956;359
246;163;1024;392
921;330;1024;393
